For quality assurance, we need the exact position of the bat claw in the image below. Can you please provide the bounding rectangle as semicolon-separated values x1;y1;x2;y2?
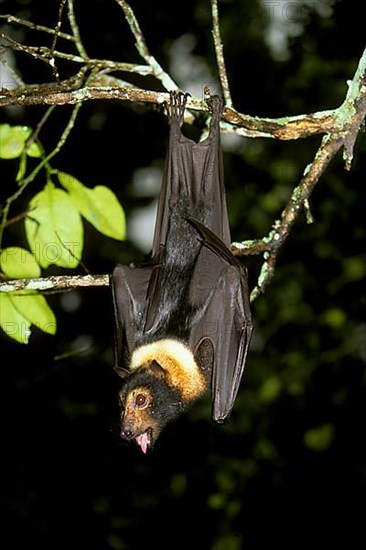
165;91;190;124
206;94;224;116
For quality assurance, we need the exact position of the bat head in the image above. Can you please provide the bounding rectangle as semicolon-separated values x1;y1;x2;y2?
118;360;183;453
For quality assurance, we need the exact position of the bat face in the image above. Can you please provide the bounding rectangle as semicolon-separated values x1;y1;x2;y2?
118;362;184;453
119;386;156;453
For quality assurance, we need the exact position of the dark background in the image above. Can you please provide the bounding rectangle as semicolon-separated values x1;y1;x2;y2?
1;1;365;549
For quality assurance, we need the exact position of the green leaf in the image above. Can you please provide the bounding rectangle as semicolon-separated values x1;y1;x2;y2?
0;124;42;159
0;124;42;160
25;181;84;268
57;171;126;240
10;293;56;335
0;292;56;342
26;140;42;158
0;294;32;344
0;247;41;278
0;124;27;159
0;247;56;340
304;424;335;452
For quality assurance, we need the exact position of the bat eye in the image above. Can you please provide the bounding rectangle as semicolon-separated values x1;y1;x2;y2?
135;393;147;407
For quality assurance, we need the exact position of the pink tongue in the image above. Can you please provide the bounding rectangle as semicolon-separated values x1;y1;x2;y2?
135;432;150;454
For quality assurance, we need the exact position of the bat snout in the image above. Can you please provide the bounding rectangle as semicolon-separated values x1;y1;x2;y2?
120;422;154;453
120;413;138;439
121;427;135;440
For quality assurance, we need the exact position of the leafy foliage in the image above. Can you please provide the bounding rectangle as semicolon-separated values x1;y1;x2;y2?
25;183;84;269
0;124;42;159
0;247;55;342
57;171;126;241
0;125;126;342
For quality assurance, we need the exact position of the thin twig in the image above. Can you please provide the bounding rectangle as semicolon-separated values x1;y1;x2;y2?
0;47;24;86
1;44;153;77
211;0;232;107
0;32;87;67
85;59;153;75
0;14;76;42
67;0;88;59
14;43;82;65
0;66;88;97
0;32;53;67
49;0;67;80
26;106;56;147
2;208;34;228
114;0;177;91
20;101;82;187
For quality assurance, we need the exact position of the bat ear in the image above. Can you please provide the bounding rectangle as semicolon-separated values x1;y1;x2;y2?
114;365;129;379
148;359;167;379
195;338;214;377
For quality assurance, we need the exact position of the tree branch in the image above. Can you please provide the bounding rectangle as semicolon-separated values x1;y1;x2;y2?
0;274;109;293
2;2;364;143
0;82;340;139
211;0;232;107
1;2;365;304
232;48;366;301
243;134;343;301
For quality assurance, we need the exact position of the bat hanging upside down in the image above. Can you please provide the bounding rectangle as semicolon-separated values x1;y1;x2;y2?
112;91;253;453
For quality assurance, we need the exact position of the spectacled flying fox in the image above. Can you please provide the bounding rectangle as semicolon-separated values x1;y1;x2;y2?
112;91;253;453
